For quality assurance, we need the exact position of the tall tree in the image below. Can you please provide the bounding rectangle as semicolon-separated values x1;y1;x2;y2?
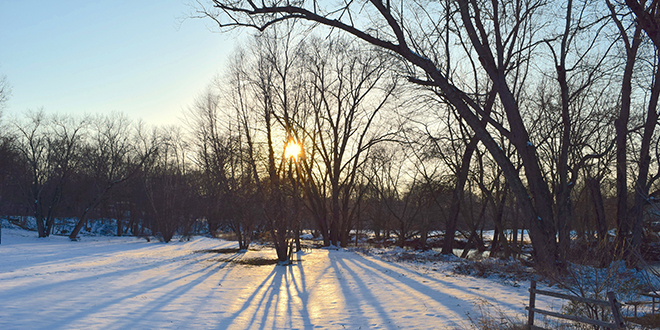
143;126;191;243
69;113;155;240
13;111;87;237
0;74;15;219
618;0;660;251
302;36;399;247
187;86;263;250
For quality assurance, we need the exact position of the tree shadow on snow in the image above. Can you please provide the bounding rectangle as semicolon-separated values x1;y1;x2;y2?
222;258;314;330
50;250;242;330
327;251;526;327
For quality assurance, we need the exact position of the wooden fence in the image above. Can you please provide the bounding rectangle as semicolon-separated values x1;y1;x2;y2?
527;280;626;329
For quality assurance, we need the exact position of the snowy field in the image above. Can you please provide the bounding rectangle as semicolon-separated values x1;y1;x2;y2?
0;227;560;330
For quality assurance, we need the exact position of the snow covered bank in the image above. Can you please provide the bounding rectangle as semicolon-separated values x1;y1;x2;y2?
0;228;559;329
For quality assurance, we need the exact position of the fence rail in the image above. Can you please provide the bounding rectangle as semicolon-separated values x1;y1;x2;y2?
526;280;625;329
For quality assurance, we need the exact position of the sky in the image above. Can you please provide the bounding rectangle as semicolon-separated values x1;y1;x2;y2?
0;1;241;126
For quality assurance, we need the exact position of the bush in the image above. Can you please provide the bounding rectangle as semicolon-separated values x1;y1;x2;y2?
452;258;534;286
557;261;645;328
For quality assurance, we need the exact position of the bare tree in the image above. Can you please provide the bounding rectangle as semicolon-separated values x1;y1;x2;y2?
187;86;263;250
68;113;156;240
222;25;308;262
0;74;10;114
522;0;618;259
301;36;399;247
143;126;191;243
614;0;660;251
407;86;499;255
13;111;87;237
367;145;422;248
0;74;15;219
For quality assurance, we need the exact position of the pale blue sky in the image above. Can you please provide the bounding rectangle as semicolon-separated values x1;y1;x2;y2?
0;1;239;126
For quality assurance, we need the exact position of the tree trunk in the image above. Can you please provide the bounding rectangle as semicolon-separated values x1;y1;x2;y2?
420;230;428;251
491;186;510;258
631;59;660;248
330;194;340;247
442;138;477;254
587;178;609;242
35;207;46;238
294;226;301;252
117;218;123;237
461;231;476;259
398;220;405;248
491;225;500;255
320;215;330;246
614;25;642;248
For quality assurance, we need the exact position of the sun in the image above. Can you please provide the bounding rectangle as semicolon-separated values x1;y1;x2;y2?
284;141;302;160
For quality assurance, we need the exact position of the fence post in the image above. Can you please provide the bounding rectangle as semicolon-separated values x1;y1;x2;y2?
528;280;537;328
607;291;625;329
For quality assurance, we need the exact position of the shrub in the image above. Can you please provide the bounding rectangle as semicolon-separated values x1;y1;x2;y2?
558;261;645;328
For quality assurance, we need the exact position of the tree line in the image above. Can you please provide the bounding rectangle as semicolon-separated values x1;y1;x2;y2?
0;109;195;241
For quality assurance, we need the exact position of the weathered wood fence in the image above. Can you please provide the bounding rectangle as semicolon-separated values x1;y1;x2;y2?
527;280;626;329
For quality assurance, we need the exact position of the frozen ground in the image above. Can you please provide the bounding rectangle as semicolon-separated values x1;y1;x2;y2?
0;227;560;330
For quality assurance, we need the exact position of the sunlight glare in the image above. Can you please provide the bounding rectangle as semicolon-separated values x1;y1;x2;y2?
285;141;302;160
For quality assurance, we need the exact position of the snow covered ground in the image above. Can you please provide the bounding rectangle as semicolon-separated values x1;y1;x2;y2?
0;227;561;330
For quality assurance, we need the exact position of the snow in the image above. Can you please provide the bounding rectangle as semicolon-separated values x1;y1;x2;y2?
0;227;562;330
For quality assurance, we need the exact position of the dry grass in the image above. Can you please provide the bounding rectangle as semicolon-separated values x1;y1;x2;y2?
223;257;280;266
195;248;288;266
214;232;238;241
452;258;534;285
625;314;660;328
464;298;528;330
195;248;243;254
203;255;281;266
465;298;579;330
196;246;283;266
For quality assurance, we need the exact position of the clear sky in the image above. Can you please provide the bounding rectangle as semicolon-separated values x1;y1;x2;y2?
0;1;240;126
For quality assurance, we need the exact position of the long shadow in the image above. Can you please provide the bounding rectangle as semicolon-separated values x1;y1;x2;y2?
0;246;219;299
220;265;280;329
287;259;313;329
220;257;314;330
3;244;231;330
168;252;246;325
330;255;398;329
258;260;313;330
347;252;524;313
48;252;238;330
342;256;469;322
254;266;284;329
103;254;242;330
1;238;174;272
